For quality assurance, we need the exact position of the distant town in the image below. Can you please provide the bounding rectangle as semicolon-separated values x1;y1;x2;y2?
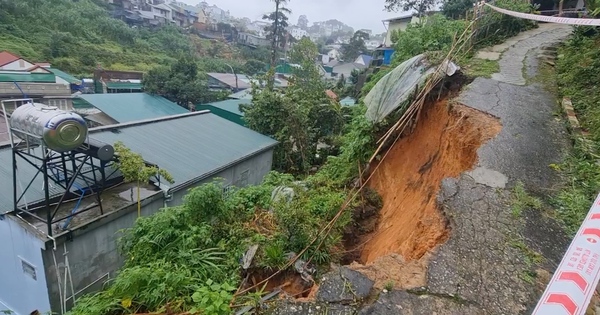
107;0;388;50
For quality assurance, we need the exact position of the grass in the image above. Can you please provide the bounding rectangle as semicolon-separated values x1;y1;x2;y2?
511;181;542;218
462;58;499;78
552;31;600;235
509;238;543;284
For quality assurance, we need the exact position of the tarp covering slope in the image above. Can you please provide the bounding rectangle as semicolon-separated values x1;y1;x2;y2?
364;54;459;123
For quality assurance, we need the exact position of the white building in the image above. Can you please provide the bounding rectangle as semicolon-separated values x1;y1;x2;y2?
204;5;230;23
288;27;309;40
365;40;381;51
327;48;341;60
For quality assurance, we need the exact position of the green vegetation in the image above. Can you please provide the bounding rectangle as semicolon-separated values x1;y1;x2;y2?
511;181;542;218
0;0;255;77
463;58;499;78
509;238;543;284
554;28;600;234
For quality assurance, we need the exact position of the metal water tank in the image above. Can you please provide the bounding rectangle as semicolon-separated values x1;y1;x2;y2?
10;103;88;152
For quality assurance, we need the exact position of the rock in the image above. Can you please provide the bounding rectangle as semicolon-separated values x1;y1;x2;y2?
270;301;357;315
316;267;374;303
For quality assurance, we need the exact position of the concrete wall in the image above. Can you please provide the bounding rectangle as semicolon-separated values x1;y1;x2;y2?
0;216;51;315
41;148;274;313
169;148;274;206
385;19;411;46
42;193;164;312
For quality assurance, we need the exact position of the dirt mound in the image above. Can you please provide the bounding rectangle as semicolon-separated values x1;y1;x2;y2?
360;100;501;263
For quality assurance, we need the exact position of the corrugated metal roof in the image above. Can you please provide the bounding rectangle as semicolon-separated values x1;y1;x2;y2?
47;68;81;85
105;82;142;90
0;72;57;83
200;99;252;116
89;111;278;189
228;89;253;100
79;93;188;123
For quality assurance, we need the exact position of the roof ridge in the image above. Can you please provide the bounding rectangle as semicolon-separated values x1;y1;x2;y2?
89;110;211;133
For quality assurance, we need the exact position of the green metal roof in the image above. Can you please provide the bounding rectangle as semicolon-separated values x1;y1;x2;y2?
0;72;56;83
80;93;188;123
89;112;278;189
72;97;93;109
105;82;143;90
47;68;81;85
200;99;252;116
340;97;356;106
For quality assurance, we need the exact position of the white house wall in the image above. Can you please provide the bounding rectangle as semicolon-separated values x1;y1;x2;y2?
0;59;35;71
0;216;51;315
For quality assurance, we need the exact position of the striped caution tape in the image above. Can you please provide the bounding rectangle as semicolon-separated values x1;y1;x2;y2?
485;3;600;26
532;192;600;315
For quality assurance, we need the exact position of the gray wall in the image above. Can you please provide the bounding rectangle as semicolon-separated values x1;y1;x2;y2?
42;194;164;312
41;148;274;313
169;148;274;206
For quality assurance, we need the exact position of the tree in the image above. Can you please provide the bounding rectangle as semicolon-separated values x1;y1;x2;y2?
384;0;438;15
442;0;475;19
113;142;174;218
143;58;223;107
297;14;308;29
263;0;292;71
242;38;344;174
341;31;368;62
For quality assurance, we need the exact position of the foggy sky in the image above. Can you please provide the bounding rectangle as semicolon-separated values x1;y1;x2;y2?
178;0;407;33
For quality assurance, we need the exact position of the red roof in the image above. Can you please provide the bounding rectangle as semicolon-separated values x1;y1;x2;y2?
325;89;338;100
26;65;51;73
0;51;20;67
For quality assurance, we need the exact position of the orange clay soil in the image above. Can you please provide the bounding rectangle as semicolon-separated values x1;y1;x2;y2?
359;100;501;264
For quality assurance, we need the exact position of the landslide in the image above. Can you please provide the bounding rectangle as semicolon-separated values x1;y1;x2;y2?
357;99;501;269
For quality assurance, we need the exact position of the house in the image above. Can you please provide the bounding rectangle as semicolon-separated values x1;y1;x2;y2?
208;72;252;91
0;110;278;315
288;26;309;40
0;52;73;109
365;40;382;51
204;4;230;23
197;98;252;126
77;93;189;126
327;48;341;60
354;54;373;67
372;47;396;66
238;32;270;48
331;62;368;82
383;13;416;46
150;2;172;21
228;88;254;100
93;69;144;93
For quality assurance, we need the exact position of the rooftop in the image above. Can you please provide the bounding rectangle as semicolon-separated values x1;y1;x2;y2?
47;68;81;85
199;99;252;116
79;93;188;124
383;12;414;22
208;72;253;89
0;111;278;220
0;51;20;67
88;111;278;189
0;72;57;83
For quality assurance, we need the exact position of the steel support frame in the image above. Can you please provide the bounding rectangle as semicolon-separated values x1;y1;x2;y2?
11;147;111;236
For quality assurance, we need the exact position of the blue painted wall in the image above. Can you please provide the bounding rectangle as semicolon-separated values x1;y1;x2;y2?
0;216;51;315
383;49;395;65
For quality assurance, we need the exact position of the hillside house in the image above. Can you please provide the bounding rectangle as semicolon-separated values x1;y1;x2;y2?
0;111;277;315
93;69;143;94
328;48;341;60
238;32;270;48
383;13;415;46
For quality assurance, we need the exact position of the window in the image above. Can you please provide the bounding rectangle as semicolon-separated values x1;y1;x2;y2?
21;258;37;280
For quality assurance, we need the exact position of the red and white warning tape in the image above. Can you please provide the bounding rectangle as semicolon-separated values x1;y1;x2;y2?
532;193;600;315
485;3;600;26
